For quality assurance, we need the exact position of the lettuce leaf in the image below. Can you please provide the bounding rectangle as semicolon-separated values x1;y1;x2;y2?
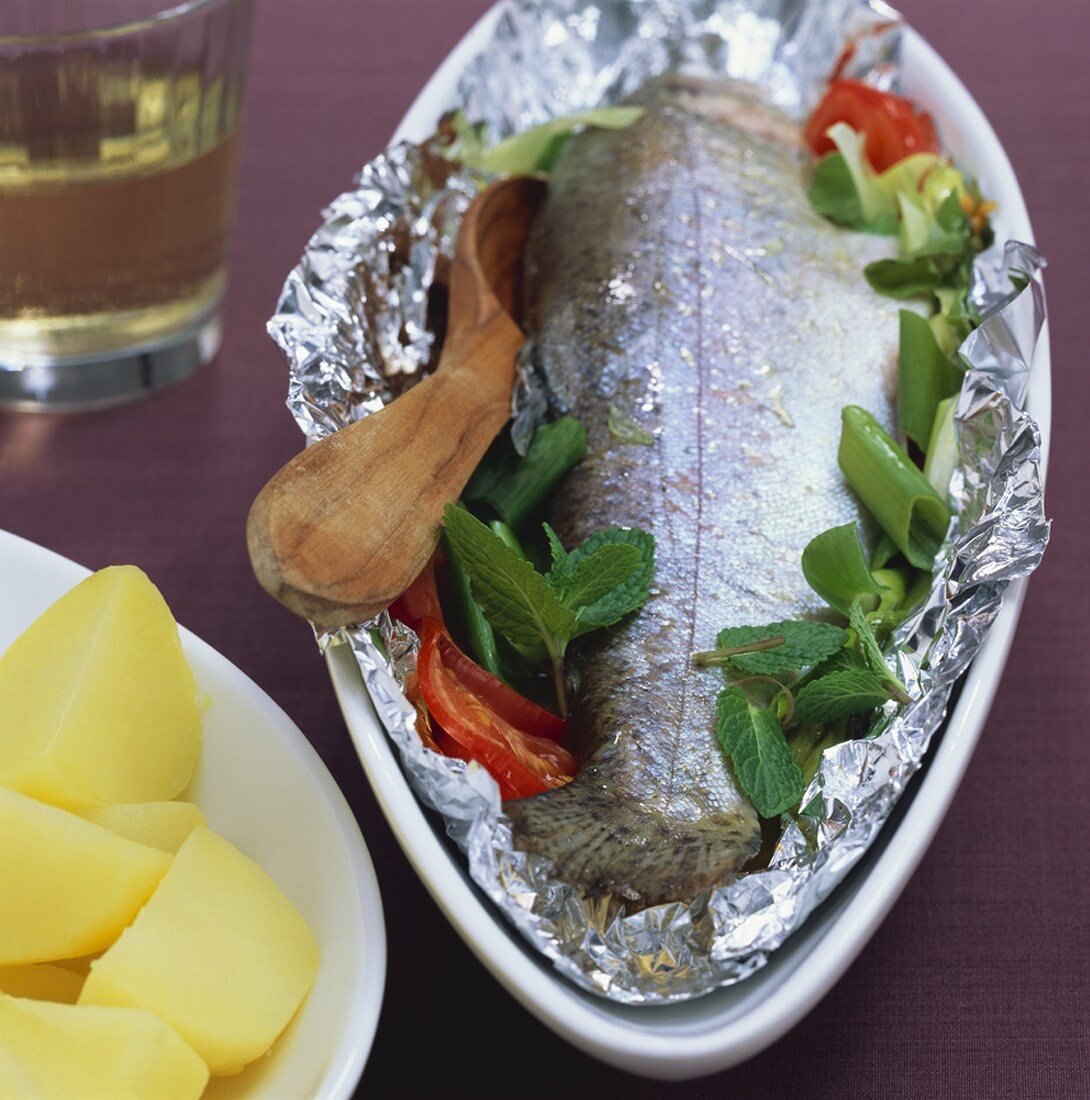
444;107;645;176
810;123;979;272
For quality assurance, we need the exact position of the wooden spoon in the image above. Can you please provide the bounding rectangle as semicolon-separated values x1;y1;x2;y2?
247;175;547;630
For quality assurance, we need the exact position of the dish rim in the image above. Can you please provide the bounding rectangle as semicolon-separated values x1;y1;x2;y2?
327;3;1051;1080
0;527;386;1100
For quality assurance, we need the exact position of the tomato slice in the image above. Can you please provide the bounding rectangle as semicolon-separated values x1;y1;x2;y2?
389;556;443;631
418;620;576;800
392;549;574;784
434;729;522;801
392;550;568;739
804;79;939;172
402;670;441;753
434;631;568;742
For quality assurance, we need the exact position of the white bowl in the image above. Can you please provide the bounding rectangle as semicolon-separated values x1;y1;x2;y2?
327;8;1051;1082
0;529;386;1100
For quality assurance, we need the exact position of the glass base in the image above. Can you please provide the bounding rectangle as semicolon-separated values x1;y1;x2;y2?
0;309;222;413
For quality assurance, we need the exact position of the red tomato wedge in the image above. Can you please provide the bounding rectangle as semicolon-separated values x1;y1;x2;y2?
434;631;568;742
804;79;939;172
402;670;441;753
389;555;443;631
433;728;525;799
417;619;576;801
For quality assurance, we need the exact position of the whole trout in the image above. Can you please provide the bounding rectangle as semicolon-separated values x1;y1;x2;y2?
505;75;900;908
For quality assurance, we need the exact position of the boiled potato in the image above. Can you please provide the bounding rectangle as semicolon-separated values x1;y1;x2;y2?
0;565;200;811
56;953;100;978
79;800;206;853
0;787;170;965
0;962;83;1003
0;993;208;1099
81;826;319;1076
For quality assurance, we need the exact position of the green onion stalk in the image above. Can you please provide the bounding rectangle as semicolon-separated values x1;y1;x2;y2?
463;417;587;531
838;406;951;570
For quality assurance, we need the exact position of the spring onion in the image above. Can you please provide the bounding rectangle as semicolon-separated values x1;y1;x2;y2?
923;395;960;498
898;310;963;450
838;406;951;570
463;417;587;530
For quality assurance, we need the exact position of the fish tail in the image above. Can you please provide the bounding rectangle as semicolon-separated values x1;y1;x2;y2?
504;779;760;908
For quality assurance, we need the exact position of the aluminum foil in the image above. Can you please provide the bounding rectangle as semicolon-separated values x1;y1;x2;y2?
269;0;1050;1003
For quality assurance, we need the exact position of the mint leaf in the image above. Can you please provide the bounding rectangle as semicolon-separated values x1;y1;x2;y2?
801;523;887;616
848;598;889;678
713;621;848;676
716;686;805;817
794;668;892;724
848;598;910;704
810;647;868;676
564;544;642;621
442;505;578;650
566;527;655;629
542;522;573;590
445;508;655;716
789;646;866;695
567;525;654;572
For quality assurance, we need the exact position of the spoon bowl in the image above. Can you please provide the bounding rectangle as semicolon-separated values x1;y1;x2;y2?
247;175;546;630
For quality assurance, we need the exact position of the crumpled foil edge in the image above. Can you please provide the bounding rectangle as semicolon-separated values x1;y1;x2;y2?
269;0;1050;1004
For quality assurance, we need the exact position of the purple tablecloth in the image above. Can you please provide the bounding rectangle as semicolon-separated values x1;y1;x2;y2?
1;1;1086;1095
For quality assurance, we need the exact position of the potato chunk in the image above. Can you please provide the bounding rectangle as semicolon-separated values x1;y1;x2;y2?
79;801;206;853
81;827;319;1075
0;994;208;1099
0;787;170;965
0;963;83;1003
0;565;200;811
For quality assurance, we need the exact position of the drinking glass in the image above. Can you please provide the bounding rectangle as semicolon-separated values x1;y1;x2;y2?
0;0;253;410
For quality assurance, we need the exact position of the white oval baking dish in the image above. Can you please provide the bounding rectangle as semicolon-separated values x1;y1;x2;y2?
327;5;1050;1080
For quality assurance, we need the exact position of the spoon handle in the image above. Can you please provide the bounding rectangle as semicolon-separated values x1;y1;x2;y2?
247;313;523;629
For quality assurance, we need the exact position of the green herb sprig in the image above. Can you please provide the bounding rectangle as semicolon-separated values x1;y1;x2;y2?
699;598;909;819
694;621;848;675
442;504;654;716
714;118;1000;825
716;686;805;819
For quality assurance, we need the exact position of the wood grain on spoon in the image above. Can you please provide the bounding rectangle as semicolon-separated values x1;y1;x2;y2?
247;176;546;629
